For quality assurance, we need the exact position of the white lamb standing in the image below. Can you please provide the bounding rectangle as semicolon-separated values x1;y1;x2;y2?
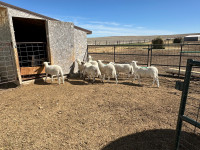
130;61;159;87
82;62;101;83
43;62;64;84
97;60;118;84
88;55;102;78
110;62;134;78
76;58;85;78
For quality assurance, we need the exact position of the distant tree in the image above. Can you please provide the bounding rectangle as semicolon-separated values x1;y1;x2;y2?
152;37;165;49
173;37;182;43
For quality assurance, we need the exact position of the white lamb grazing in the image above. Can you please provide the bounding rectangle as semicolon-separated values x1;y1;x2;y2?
110;62;134;78
97;60;118;84
43;62;64;84
82;62;101;83
130;61;159;87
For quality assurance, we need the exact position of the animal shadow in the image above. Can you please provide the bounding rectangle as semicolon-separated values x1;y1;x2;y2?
101;129;200;150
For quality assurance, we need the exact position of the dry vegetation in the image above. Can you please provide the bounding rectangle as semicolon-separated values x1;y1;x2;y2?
0;75;200;149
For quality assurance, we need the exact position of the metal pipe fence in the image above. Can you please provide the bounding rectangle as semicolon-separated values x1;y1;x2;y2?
17;42;47;67
16;42;48;81
175;59;200;150
87;44;200;76
0;42;17;84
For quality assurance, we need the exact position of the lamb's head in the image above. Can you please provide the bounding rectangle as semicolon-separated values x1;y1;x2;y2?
97;60;103;63
88;55;92;62
131;60;138;66
43;62;50;67
76;59;81;65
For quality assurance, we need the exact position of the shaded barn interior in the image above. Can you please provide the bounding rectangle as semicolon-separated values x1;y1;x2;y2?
12;17;48;70
12;17;47;42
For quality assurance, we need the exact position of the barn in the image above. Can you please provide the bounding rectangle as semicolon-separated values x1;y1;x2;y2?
184;35;200;41
0;1;92;84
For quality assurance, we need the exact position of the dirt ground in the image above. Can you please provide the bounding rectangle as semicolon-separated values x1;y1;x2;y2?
0;76;199;150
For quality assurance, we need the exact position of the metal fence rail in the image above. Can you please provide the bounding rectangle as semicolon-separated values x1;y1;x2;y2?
87;44;200;76
16;42;48;80
0;42;17;84
175;59;200;150
17;42;47;67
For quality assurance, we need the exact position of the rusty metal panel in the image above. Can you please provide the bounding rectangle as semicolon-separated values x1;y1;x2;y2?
47;21;74;74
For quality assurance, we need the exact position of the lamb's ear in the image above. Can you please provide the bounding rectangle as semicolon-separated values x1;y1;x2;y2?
81;62;85;65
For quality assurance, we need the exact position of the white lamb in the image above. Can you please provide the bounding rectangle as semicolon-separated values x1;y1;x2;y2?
87;55;102;78
110;62;134;78
130;61;159;87
97;60;118;84
88;55;99;66
82;62;101;83
43;62;64;84
76;59;84;78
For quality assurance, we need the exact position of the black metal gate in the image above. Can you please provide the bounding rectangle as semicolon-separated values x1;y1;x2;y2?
87;44;200;76
16;42;48;80
175;59;200;150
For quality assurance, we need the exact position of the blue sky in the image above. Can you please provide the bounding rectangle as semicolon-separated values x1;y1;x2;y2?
2;0;200;37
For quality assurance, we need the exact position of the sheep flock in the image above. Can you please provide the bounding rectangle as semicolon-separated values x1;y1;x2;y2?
44;55;159;87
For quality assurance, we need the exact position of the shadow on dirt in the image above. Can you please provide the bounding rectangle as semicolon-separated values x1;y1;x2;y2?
101;129;200;150
0;82;18;90
119;81;143;87
34;78;52;85
68;78;104;85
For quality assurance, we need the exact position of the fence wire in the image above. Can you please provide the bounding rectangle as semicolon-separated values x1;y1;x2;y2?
0;42;17;84
88;44;200;76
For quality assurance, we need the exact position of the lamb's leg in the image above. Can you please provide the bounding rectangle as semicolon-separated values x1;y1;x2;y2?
60;73;64;84
51;75;54;83
138;76;141;84
45;73;48;82
92;77;95;84
107;76;110;82
102;74;105;83
115;75;118;84
152;77;155;86
132;74;136;82
57;74;60;85
156;77;159;88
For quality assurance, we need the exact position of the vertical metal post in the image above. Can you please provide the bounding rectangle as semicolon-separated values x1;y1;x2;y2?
178;44;183;77
150;45;153;66
86;45;89;61
175;59;193;150
147;45;150;66
114;45;116;63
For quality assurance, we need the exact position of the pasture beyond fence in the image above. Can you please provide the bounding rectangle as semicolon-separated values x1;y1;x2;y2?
175;59;200;150
87;44;200;76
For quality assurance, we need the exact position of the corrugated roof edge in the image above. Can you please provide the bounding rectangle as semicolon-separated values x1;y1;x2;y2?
0;1;92;34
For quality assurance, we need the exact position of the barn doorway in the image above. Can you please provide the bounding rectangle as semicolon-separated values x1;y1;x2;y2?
12;17;48;80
